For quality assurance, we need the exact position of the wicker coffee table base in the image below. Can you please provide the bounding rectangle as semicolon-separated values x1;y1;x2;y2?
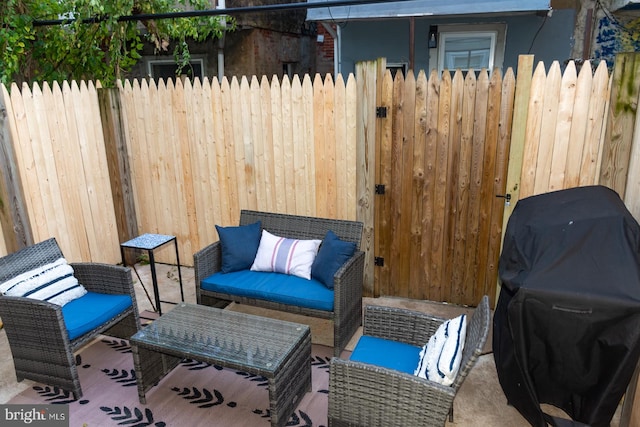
130;305;312;427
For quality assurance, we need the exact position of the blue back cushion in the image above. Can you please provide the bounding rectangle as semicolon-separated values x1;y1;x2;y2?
62;292;133;340
311;230;357;289
215;221;262;273
350;335;422;375
201;270;334;311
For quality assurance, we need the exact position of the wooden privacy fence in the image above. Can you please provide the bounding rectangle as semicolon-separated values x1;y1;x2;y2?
0;74;360;267
2;54;640;306
518;60;609;197
111;74;359;263
364;56;618;306
0;81;120;264
368;63;516;306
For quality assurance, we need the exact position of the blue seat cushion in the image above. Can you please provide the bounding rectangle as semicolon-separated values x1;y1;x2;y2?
62;292;133;340
350;335;422;375
201;270;334;311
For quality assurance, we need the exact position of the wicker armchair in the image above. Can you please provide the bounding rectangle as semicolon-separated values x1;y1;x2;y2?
328;295;490;427
0;238;140;399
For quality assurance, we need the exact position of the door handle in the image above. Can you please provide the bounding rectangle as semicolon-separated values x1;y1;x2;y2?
496;193;511;206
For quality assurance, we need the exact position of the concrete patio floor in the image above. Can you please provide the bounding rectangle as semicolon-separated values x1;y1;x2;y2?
0;262;624;426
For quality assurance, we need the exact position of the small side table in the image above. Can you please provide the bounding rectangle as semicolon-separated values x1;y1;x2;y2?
120;233;184;315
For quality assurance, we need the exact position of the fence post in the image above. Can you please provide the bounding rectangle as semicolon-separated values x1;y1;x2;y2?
97;86;138;264
600;52;640;197
495;55;534;304
355;59;382;297
0;84;32;253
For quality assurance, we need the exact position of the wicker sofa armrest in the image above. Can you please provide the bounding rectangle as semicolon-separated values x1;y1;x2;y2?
362;305;447;348
329;357;455;427
332;250;364;355
71;263;135;297
193;241;222;303
334;250;365;288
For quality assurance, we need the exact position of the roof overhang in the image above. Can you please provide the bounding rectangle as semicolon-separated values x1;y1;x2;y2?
306;0;551;21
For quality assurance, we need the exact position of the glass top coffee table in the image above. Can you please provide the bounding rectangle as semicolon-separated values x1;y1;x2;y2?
130;302;311;427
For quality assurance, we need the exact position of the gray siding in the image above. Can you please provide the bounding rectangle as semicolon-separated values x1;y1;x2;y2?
338;9;575;75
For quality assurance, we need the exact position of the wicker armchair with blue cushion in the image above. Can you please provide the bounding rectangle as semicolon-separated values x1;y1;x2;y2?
328;295;490;427
0;237;140;399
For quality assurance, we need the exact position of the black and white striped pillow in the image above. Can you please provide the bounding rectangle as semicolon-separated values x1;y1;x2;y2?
0;258;87;306
414;314;467;386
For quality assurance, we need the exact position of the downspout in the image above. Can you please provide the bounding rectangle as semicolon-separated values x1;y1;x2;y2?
218;0;226;80
337;24;342;76
409;17;415;71
321;22;341;76
583;7;594;61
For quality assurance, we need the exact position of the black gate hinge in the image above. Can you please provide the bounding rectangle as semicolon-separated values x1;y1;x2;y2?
375;184;385;195
374;257;384;267
376;106;387;118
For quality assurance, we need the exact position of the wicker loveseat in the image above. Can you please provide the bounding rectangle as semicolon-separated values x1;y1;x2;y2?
0;238;140;399
328;295;490;427
194;210;364;356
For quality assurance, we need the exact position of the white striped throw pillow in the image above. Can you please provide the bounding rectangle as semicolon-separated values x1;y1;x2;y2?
0;258;87;306
250;230;321;280
414;314;467;386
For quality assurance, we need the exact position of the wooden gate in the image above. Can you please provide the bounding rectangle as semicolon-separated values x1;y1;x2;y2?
372;64;516;307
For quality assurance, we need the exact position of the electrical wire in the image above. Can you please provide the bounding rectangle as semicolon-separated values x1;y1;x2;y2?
527;12;548;54
32;0;389;27
327;1;351;28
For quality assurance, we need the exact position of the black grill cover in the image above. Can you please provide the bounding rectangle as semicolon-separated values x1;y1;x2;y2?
493;185;640;427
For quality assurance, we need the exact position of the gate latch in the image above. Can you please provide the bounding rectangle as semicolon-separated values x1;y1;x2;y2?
496;193;511;206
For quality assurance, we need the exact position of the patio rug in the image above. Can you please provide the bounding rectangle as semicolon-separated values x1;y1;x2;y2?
8;337;334;427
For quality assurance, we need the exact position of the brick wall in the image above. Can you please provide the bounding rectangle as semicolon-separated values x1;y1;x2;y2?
225;28;317;78
126;2;337;81
315;24;335;75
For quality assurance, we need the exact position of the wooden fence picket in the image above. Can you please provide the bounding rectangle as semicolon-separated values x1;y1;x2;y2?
582;60;611;186
375;69;394;298
55;81;90;261
410;70;428;300
461;70;487;304
268;77;285;215
0;84;26;252
10;84;45;245
564;61;590;188
600;53;640;196
312;73;325;217
444;69;464;303
420;69;440;299
487;67;516;301
455;71;475;298
185;78;208;251
431;69;451;302
399;70;416;298
334;74;347;219
174;79;197;258
476;69;504;303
